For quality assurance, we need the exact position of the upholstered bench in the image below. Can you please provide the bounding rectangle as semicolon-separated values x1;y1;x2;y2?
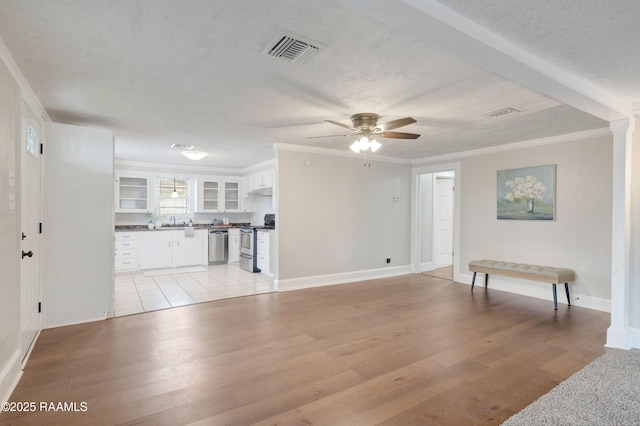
468;260;575;310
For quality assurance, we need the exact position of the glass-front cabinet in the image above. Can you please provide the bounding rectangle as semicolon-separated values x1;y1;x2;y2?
197;177;241;212
202;181;220;211
223;180;240;211
116;173;150;212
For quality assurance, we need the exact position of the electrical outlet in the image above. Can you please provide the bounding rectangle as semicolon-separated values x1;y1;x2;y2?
386;258;391;264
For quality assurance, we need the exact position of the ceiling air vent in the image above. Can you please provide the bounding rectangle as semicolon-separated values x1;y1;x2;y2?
483;106;524;119
264;33;320;64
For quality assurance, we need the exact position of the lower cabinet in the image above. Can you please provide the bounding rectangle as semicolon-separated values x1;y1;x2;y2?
228;228;240;263
256;230;273;277
174;234;204;267
117;229;206;271
138;234;173;270
115;232;139;272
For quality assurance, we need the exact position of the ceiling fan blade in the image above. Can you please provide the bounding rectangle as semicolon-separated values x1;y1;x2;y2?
325;120;356;131
307;133;357;139
379;131;421;139
376;117;416;131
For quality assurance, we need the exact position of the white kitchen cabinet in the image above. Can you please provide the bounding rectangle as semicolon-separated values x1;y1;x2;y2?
200;180;220;211
228;228;240;263
174;233;204;267
223;180;240;211
138;232;173;270
115;232;139;272
136;230;205;270
197;177;242;212
244;170;275;210
245;170;273;194
116;172;151;212
256;230;273;277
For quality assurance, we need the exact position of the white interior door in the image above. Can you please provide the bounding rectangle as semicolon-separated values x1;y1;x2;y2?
20;101;42;362
435;177;454;268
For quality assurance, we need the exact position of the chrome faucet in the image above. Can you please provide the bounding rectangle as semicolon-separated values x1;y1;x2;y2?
170;216;176;227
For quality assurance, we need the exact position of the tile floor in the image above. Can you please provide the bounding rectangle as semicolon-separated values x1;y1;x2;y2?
114;264;275;317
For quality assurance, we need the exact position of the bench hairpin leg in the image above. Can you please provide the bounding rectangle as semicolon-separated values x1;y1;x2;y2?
472;272;476;290
565;283;571;306
552;284;558;310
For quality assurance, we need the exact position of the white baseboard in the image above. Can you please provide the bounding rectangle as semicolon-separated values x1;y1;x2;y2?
606;325;640;349
458;272;611;312
0;349;22;405
631;327;640;349
44;312;108;330
276;265;412;292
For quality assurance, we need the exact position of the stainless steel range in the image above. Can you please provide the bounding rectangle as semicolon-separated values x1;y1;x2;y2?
240;214;275;272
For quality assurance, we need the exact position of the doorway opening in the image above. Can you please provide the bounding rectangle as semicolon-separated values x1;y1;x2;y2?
412;163;460;282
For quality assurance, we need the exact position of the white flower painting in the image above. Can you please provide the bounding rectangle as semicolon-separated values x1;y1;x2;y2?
497;165;555;220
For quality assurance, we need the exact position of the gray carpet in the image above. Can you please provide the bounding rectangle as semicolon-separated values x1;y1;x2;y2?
503;348;640;425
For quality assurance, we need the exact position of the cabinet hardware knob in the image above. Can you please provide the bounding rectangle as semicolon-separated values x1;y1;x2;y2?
22;250;33;258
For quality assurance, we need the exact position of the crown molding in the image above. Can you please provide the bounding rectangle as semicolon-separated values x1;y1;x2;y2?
114;159;242;175
411;127;611;165
274;143;412;165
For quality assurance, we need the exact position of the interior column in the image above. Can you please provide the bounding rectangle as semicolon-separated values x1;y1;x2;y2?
606;117;635;349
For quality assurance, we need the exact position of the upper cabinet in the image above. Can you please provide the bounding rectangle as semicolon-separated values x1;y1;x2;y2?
244;170;275;210
116;172;151;212
245;170;273;195
196;177;242;213
223;180;240;211
201;180;220;211
114;165;274;215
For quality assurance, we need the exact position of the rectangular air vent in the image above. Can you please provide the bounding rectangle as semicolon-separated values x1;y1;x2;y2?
483;106;524;119
170;143;194;150
264;33;320;64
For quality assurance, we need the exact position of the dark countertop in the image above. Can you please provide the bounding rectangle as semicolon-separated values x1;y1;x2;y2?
115;224;248;232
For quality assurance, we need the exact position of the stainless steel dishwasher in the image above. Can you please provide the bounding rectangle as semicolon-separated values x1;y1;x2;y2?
208;230;228;265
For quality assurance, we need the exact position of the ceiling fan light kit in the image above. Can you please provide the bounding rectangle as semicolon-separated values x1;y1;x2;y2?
350;136;381;153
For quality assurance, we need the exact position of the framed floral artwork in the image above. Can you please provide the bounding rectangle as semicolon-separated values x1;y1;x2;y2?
497;164;556;220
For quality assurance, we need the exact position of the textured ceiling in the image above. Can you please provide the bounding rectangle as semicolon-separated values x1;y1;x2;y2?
0;0;631;169
437;0;640;102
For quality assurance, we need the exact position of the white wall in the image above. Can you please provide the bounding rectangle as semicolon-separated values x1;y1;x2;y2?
276;148;411;289
458;135;613;309
249;195;276;226
0;53;20;403
43;123;114;328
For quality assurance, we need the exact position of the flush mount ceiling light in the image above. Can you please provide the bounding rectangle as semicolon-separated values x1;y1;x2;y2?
350;136;381;153
182;151;207;160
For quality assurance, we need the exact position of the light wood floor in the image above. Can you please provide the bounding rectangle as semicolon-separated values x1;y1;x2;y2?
2;274;609;425
421;266;453;280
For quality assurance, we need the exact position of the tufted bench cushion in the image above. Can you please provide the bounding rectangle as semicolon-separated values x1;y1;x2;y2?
468;260;575;309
